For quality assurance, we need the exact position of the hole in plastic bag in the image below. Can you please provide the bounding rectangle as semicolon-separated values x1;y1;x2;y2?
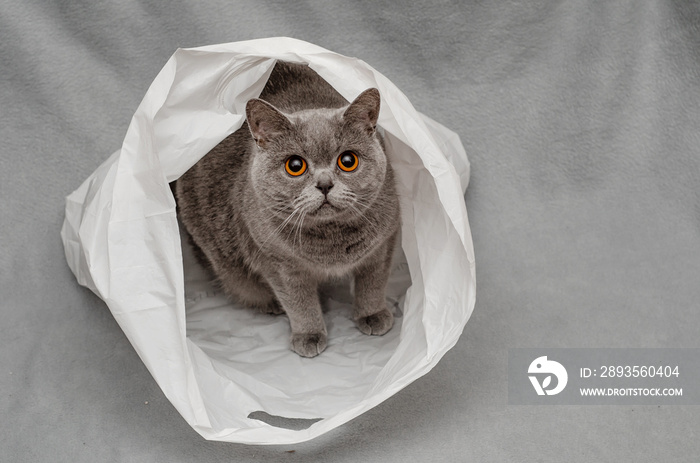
247;411;323;431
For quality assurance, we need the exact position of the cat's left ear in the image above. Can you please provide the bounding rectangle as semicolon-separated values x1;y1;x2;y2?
343;88;380;135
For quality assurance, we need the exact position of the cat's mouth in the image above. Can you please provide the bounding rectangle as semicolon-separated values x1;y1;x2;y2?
314;199;338;214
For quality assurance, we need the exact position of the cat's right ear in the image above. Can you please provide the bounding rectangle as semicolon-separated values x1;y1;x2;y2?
246;99;292;148
343;88;381;135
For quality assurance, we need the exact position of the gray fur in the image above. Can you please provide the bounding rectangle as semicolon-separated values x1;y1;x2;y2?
175;62;400;357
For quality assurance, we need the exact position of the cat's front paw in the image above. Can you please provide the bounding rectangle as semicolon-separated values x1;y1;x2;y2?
291;332;327;358
256;299;285;315
357;308;394;336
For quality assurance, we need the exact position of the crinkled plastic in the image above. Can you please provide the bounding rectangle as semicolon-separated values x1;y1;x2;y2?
61;37;476;445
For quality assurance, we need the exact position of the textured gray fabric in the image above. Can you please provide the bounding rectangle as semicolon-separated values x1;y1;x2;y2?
2;0;699;461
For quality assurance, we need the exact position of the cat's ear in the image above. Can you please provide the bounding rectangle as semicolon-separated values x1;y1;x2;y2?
343;88;380;135
246;99;292;148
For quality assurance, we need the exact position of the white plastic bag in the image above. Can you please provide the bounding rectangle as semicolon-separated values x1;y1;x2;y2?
61;37;476;445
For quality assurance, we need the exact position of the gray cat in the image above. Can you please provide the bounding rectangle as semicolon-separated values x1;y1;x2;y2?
175;62;400;357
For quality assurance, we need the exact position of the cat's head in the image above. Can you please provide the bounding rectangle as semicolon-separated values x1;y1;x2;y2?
245;88;388;225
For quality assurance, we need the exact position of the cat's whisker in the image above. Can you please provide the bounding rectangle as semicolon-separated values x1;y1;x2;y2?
294;210;307;248
292;194;313;209
257;206;301;252
347;204;378;234
283;202;308;246
352;198;379;216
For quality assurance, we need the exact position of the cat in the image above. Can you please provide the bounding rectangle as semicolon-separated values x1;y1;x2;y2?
175;61;400;357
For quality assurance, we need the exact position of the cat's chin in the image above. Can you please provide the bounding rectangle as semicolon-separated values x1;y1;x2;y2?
311;201;339;216
307;200;349;222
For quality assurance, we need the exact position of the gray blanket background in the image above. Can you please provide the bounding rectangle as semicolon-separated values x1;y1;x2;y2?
2;1;699;461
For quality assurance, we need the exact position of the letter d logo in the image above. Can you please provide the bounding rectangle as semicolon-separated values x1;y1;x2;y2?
528;356;568;396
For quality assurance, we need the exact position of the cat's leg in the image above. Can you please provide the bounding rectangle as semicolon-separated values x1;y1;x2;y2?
267;269;327;357
353;237;395;336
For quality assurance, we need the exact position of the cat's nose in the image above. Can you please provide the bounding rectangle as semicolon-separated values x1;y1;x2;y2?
316;176;334;196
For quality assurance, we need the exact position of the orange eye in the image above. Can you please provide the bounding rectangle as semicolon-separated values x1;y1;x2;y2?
285;156;307;176
337;151;359;172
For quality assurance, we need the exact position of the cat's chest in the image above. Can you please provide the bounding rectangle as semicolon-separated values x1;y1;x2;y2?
304;224;371;260
274;220;380;271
